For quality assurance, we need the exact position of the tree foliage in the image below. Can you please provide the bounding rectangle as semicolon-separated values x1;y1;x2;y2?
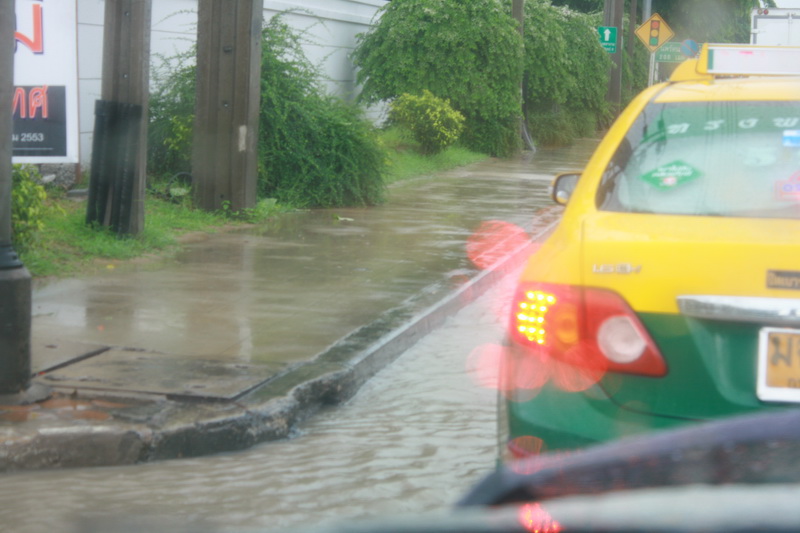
353;0;524;157
11;164;47;251
551;0;766;43
651;0;764;43
149;50;196;177
520;1;612;146
547;0;766;120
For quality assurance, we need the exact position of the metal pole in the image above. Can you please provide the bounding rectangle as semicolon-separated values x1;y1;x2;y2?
627;0;637;96
0;0;48;403
604;0;623;111
643;0;655;86
0;0;13;247
512;0;528;150
512;0;524;31
613;0;623;108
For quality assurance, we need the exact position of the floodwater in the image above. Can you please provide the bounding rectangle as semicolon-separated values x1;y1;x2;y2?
0;273;519;533
31;140;596;399
5;142;598;532
31;140;595;399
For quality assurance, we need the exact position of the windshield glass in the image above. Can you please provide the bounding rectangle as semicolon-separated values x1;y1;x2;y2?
596;100;800;219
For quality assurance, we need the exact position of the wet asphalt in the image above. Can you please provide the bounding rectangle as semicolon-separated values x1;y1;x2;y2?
0;141;596;471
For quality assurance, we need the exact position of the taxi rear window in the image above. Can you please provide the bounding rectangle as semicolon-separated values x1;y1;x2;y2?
596;101;800;219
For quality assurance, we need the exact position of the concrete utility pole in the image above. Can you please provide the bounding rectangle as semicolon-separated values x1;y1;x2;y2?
604;0;624;112
193;0;263;212
0;0;47;404
99;0;152;235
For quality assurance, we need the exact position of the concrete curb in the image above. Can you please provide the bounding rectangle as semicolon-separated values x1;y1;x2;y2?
0;211;560;472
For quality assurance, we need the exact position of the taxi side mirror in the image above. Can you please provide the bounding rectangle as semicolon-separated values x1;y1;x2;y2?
550;172;581;205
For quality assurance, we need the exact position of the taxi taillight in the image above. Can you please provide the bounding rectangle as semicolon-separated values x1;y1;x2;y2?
511;282;667;377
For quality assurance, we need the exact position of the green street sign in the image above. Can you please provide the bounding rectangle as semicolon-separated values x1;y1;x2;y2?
655;41;683;63
598;26;617;53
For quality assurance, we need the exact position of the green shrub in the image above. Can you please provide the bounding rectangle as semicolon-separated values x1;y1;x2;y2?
11;164;47;251
353;0;523;157
148;16;386;208
148;50;196;179
257;17;386;207
389;91;465;155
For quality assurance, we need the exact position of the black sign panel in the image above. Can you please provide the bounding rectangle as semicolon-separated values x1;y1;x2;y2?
12;85;67;157
767;270;800;291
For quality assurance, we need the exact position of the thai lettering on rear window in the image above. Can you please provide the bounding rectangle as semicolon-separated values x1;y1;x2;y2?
596;101;800;219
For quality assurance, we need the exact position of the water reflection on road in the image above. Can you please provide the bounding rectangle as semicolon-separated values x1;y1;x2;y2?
3;141;599;532
0;273;519;533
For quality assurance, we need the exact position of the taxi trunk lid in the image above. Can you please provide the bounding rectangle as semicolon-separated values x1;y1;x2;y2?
581;212;800;420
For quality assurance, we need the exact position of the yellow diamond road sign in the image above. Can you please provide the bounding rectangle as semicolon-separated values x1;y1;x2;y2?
635;13;675;53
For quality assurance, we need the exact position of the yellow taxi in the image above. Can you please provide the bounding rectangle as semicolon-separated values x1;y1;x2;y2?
500;44;800;458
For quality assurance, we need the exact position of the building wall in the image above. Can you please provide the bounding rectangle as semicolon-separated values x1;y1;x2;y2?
76;0;387;167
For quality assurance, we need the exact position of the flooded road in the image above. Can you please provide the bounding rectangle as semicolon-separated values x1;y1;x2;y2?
4;142;598;532
33;140;597;375
0;272;518;533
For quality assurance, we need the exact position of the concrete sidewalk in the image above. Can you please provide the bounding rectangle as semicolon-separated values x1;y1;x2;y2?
0;142;594;472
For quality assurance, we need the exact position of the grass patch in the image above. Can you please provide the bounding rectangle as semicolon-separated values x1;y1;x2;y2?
21;195;281;279
381;127;488;184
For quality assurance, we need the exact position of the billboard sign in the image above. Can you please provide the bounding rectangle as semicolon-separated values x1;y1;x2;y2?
13;0;79;163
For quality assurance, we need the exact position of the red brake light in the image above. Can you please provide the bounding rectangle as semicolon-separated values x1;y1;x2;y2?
518;503;562;533
511;283;666;377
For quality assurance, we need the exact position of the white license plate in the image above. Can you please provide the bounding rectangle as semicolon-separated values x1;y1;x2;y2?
757;327;800;402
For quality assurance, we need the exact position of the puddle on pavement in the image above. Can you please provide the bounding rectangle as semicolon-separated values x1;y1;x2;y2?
31;143;596;376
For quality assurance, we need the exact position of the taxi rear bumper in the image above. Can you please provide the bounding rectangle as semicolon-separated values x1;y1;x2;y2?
503;382;698;458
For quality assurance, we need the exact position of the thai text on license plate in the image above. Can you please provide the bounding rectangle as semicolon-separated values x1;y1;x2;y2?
757;327;800;402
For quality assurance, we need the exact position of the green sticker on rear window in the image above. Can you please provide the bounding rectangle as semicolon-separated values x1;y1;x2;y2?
641;160;701;189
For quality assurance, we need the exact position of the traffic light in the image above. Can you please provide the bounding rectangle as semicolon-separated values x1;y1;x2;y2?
649;19;660;47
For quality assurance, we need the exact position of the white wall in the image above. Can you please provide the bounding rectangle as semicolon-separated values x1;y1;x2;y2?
262;1;385;100
76;0;387;167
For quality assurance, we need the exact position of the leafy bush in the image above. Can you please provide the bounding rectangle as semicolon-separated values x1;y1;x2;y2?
147;16;386;208
353;0;524;157
621;14;650;106
11;164;47;251
389;91;465;155
258;17;386;207
148;50;196;178
520;1;611;146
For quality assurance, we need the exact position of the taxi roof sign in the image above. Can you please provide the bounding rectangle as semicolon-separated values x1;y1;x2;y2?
697;44;800;76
